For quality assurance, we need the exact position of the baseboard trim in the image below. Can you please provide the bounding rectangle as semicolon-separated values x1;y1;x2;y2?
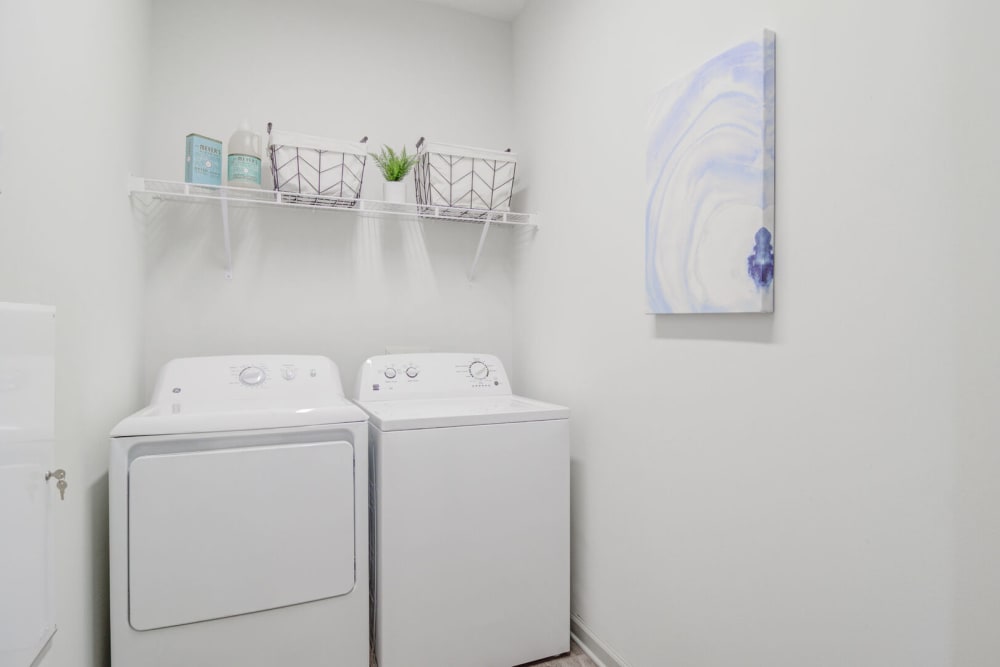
571;615;629;667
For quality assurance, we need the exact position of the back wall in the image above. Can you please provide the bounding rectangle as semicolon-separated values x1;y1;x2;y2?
142;0;519;395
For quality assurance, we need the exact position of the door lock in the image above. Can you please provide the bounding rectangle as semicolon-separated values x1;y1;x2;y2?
45;469;67;500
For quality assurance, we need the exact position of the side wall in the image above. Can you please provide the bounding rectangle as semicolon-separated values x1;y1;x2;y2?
512;1;959;665
0;0;150;664
953;3;1000;665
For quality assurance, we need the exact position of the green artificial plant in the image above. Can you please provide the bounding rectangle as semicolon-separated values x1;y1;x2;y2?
370;145;419;182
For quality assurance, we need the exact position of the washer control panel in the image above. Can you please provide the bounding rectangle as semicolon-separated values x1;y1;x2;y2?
356;353;511;401
149;355;345;404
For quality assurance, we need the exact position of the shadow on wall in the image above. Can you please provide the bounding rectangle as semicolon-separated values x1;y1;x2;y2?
568;457;583;615
90;472;110;667
652;313;774;344
138;200;441;290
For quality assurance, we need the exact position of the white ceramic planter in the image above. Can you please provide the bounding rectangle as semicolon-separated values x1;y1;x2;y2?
383;181;406;204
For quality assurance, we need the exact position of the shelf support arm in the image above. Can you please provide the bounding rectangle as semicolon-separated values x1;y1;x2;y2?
468;220;492;281
221;198;233;280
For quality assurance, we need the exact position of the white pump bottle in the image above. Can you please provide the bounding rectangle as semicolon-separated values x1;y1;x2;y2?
226;120;262;188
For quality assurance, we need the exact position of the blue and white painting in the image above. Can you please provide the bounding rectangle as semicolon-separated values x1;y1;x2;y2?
646;30;776;313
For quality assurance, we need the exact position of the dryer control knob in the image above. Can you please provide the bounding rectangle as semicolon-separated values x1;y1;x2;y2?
405;366;419;378
384;368;397;379
239;366;266;386
469;361;489;379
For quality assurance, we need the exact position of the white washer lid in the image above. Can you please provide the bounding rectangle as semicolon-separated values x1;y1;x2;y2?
354;395;568;431
112;397;367;437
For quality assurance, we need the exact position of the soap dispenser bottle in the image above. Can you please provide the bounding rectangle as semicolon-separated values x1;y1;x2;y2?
227;120;262;188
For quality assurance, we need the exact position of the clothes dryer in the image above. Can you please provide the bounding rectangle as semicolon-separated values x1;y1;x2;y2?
110;355;368;667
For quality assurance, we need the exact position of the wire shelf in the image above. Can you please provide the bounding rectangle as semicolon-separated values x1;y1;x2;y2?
129;177;536;227
127;177;537;281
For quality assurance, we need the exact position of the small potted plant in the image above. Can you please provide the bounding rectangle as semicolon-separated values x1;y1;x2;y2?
370;145;418;204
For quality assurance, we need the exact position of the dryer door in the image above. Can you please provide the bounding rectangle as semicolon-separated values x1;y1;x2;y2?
128;440;355;631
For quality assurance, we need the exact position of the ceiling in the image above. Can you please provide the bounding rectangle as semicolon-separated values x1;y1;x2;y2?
417;0;527;22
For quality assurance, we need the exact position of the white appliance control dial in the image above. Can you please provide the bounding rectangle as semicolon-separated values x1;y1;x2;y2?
281;366;297;381
469;361;489;379
355;354;510;402
239;366;266;386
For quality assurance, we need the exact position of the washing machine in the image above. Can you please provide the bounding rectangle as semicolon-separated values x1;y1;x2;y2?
355;353;570;667
109;355;369;667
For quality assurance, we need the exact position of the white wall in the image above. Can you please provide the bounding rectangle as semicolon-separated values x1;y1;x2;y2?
952;4;1000;666
0;0;150;665
141;0;517;394
3;2;996;666
513;1;970;665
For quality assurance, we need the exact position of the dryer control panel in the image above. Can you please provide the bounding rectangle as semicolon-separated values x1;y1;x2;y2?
148;355;346;405
356;353;511;401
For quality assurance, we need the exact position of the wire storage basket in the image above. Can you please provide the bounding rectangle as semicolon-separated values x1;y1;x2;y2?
414;138;517;218
267;122;368;207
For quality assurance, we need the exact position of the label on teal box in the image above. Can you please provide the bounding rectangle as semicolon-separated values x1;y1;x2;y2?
186;134;223;185
228;154;261;186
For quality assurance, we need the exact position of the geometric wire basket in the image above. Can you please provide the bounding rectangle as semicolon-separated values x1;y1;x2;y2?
267;122;368;208
414;137;516;219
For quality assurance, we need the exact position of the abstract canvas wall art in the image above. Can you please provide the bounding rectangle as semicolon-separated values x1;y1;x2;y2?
646;30;776;314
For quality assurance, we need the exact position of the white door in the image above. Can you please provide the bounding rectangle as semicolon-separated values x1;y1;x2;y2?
0;303;56;667
128;440;356;631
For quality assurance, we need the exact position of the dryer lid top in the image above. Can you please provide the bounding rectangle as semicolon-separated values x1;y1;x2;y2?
112;355;367;437
112;399;367;437
354;395;568;431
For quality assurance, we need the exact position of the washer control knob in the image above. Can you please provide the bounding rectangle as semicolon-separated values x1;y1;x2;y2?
384;368;397;379
239;366;266;386
405;366;419;379
469;361;489;379
281;366;297;381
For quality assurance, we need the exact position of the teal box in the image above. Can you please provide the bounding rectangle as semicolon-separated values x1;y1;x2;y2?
185;133;223;185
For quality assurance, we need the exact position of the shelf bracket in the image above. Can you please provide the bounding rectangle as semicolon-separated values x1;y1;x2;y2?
468;220;492;281
127;174;145;195
220;198;233;280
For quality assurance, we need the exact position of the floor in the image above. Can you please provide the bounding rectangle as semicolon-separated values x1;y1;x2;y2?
520;640;599;666
371;639;599;667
